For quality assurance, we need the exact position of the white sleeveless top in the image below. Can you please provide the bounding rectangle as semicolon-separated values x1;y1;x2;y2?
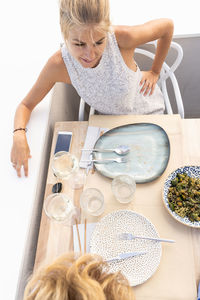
61;32;165;115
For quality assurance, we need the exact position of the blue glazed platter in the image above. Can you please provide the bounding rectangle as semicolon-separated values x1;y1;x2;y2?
93;123;170;183
163;166;200;228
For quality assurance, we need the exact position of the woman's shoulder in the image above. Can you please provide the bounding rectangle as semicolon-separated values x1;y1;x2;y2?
47;49;71;84
112;25;138;50
47;50;65;70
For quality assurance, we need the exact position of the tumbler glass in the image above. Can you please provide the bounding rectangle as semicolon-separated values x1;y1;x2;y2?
44;193;80;225
80;188;104;216
111;174;136;203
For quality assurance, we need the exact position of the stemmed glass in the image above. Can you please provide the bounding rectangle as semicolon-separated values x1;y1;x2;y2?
52;151;86;190
52;151;78;179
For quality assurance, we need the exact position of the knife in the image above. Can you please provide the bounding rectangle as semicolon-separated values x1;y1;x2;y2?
106;251;147;262
197;280;200;300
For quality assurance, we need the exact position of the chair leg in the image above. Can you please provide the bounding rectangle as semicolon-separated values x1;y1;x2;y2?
78;98;85;121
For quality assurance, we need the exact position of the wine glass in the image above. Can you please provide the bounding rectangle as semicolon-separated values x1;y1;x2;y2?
52;151;86;190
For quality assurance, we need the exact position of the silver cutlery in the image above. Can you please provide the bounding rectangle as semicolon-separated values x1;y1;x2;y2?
81;157;128;164
86;161;93;175
106;251;147;262
197;280;200;300
81;145;130;155
118;232;175;243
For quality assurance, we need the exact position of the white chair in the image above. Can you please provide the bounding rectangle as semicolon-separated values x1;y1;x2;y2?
78;40;184;120
78;98;95;121
135;40;184;118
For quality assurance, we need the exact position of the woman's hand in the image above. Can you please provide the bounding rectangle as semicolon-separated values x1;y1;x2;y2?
11;132;31;177
140;71;159;96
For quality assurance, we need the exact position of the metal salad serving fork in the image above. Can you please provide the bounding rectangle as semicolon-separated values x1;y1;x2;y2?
82;157;128;164
118;233;175;243
81;145;130;156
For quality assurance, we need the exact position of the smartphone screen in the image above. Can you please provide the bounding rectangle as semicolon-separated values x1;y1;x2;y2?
54;131;72;154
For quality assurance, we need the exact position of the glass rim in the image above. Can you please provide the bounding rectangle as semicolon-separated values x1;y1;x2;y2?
112;174;136;184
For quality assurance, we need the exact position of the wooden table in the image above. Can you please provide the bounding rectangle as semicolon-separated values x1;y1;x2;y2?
34;115;200;300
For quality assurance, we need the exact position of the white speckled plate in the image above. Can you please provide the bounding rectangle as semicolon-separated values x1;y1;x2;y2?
163;166;200;228
93;123;170;183
90;210;162;286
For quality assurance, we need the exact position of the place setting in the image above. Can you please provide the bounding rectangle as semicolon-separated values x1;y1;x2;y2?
72;169;176;287
80;122;170;183
73;205;175;287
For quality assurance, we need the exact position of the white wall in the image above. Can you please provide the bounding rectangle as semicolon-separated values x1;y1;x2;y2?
109;0;200;36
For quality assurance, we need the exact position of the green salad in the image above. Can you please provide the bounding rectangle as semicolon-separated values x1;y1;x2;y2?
167;172;200;222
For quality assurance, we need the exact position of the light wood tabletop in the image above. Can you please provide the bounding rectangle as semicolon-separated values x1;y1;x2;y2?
34;115;200;300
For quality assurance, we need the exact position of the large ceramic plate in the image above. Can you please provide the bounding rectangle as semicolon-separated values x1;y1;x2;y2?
90;210;162;286
93;123;170;183
163;166;200;228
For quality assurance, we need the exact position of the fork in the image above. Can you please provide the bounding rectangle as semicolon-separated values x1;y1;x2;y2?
118;232;175;243
81;157;128;164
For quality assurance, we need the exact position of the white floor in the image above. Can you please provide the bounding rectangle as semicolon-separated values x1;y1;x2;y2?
0;1;61;299
0;1;199;299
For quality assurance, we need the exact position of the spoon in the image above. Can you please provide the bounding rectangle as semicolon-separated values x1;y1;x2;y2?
81;145;130;156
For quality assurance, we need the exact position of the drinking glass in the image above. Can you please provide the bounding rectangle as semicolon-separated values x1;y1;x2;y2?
52;151;86;190
44;193;80;225
111;174;136;203
68;169;86;190
52;151;79;180
80;188;105;216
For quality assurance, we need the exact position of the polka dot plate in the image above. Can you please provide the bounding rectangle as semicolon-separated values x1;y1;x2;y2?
90;210;162;286
163;166;200;228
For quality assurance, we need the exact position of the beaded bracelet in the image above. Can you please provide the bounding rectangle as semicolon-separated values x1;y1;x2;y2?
13;128;28;133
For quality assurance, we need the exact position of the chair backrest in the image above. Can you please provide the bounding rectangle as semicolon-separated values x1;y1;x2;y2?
135;41;184;118
78;41;184;121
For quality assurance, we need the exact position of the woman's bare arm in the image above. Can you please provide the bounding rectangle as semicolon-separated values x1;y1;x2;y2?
114;19;174;95
11;50;70;177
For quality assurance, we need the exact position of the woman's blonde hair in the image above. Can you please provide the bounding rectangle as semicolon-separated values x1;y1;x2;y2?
59;0;111;40
23;253;135;300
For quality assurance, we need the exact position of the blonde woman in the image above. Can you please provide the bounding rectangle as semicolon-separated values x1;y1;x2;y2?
11;0;174;177
23;253;135;300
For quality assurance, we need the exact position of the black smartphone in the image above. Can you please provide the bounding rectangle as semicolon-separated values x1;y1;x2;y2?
54;131;72;154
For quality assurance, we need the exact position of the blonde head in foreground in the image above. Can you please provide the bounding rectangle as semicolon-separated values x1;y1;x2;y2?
23;253;135;300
